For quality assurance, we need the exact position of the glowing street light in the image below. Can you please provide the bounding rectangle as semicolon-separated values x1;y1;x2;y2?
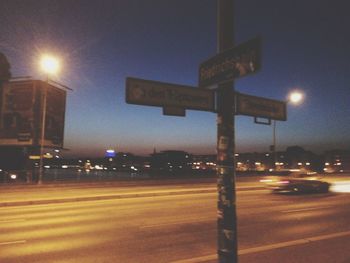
272;90;305;170
38;54;60;184
288;90;304;105
40;55;60;76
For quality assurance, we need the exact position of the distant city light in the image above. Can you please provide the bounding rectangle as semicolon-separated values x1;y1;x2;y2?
105;149;116;158
94;165;103;170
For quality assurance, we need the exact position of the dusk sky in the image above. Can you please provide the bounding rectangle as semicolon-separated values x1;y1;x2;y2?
1;0;349;157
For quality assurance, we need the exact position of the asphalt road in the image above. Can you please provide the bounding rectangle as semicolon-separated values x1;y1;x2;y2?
1;180;350;263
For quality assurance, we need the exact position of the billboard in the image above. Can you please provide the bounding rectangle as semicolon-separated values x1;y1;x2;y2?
0;80;36;145
0;80;66;148
44;83;66;148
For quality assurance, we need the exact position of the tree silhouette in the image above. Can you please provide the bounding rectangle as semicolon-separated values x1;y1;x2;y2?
0;52;11;86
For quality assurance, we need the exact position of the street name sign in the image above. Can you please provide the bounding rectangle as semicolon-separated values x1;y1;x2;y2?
126;77;215;113
199;37;261;88
235;92;286;121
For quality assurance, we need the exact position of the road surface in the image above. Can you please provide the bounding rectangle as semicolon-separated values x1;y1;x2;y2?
1;178;350;262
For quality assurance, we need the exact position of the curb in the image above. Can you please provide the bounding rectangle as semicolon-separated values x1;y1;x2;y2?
0;189;214;207
0;187;263;207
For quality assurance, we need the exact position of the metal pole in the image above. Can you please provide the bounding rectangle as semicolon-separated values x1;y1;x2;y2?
38;77;48;184
216;0;238;262
273;120;276;170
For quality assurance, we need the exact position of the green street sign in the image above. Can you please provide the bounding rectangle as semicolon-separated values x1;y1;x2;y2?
199;37;261;88
235;92;286;121
126;77;215;113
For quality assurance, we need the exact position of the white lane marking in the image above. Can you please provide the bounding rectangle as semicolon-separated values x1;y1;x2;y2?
171;229;350;263
171;254;216;263
0;218;26;223
140;217;212;229
282;206;331;213
0;240;26;246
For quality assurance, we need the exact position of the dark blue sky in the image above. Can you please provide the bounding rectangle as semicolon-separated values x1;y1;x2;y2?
1;0;349;157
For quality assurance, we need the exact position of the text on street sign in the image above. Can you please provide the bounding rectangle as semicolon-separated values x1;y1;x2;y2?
126;77;215;111
199;37;261;88
236;92;286;121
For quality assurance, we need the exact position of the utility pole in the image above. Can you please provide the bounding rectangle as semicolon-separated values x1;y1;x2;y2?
273;120;277;170
38;77;48;184
216;0;238;262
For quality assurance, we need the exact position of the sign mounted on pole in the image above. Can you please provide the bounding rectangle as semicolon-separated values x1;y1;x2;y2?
235;92;287;121
162;107;186;117
199;37;261;88
126;77;215;116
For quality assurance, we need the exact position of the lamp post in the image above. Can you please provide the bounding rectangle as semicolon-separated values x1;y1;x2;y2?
272;90;304;170
38;55;59;184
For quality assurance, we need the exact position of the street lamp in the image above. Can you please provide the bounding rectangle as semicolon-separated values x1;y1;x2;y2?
40;55;59;76
289;90;304;105
272;90;304;170
38;55;60;184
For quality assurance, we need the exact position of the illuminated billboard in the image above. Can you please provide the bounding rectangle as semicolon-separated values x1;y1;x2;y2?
0;80;66;148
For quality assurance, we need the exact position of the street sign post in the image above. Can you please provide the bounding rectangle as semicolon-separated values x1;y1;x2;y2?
126;77;215;116
214;0;238;262
235;92;287;121
199;37;261;88
124;2;286;262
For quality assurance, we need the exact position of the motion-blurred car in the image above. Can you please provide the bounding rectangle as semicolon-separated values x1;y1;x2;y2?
262;172;330;194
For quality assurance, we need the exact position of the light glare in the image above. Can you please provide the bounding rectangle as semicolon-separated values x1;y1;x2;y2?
289;91;304;104
40;55;60;74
